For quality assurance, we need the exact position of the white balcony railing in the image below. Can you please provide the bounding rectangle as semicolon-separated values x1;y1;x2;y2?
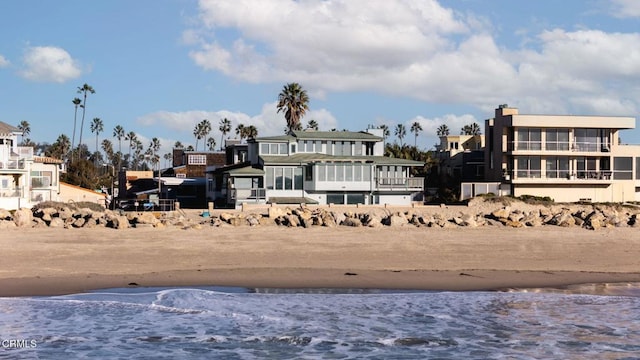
510;141;610;153
230;188;266;202
376;177;424;191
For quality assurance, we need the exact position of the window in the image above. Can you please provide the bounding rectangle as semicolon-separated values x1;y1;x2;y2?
266;168;274;189
516;156;541;178
363;165;371;181
284;168;293;189
294;168;303;189
614;157;633;180
342;142;352;156
517;128;541;150
261;143;269;154
275;168;283;189
574;129;599;152
354;141;362;156
305;165;313;181
345;164;353;181
315;140;322;153
327;193;344;204
317;164;326;181
545;156;569;178
336;164;344;181
270;144;278;154
576;157;597;179
327;165;335;181
290;144;296;154
188;155;206;165
546;129;570;151
354;164;362;181
279;143;288;154
637;157;640;180
334;142;342;156
346;194;365;205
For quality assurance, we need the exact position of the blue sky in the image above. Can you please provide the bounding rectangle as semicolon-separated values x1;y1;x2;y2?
1;0;639;156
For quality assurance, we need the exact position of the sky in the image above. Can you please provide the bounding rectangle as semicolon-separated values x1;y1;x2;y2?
1;0;640;158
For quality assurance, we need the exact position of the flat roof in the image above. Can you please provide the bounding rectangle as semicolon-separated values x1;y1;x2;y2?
511;115;635;129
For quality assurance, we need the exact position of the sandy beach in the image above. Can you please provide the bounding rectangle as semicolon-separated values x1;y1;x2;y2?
1;224;640;297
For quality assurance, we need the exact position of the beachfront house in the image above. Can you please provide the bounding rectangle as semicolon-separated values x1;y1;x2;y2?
207;128;425;207
479;105;640;202
0;121;64;210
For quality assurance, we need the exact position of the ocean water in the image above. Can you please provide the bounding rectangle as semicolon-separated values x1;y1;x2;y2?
1;287;640;359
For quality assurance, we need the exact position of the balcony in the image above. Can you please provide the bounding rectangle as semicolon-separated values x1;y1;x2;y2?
0;146;33;171
230;188;267;202
509;170;614;184
376;177;424;191
509;141;611;153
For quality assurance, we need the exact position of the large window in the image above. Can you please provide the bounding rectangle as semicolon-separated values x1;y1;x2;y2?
517;128;541;150
266;166;304;190
315;163;371;182
546;129;570;151
576;157;597;179
613;157;633;180
516;156;541;178
260;143;289;155
545;156;569;178
574;129;599;152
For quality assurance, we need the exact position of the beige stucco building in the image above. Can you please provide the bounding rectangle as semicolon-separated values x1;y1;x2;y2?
484;105;640;202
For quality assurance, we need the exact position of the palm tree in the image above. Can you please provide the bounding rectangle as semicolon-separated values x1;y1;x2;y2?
90;117;104;156
76;83;96;154
133;139;143;170
218;118;232;150
47;134;71;160
461;123;481;135
101;139;114;165
245;125;258;139
71;97;82;155
125;131;137;165
174;141;184;149
436;124;450;136
185;145;194;151
306;119;319;130
379;124;390;146
277;82;309;133
395;124;407;147
410;121;423;147
17;120;30;145
113;125;125;168
149;137;161;171
235;123;246;140
163;152;172;169
206;137;216;151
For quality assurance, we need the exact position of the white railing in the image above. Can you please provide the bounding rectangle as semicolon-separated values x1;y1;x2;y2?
230;188;266;202
510;141;609;152
376;177;424;190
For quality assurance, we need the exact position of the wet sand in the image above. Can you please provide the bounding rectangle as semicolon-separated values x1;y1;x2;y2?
1;226;639;297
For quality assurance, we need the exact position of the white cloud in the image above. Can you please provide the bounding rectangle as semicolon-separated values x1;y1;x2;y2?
136;101;338;147
0;55;9;68
20;46;82;83
610;0;640;18
185;0;640;119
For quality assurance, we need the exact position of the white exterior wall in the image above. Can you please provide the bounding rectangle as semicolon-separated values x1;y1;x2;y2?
377;194;413;205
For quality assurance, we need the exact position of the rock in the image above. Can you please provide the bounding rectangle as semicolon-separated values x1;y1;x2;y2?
219;212;235;223
341;217;362;227
268;207;286;219
491;207;510;219
58;207;74;220
246;215;261;227
460;213;477;227
321;212;336;227
0;209;12;220
136;212;159;225
13;208;33;227
384;213;408;227
0;220;17;229
48;217;65;228
549;210;575;227
110;215;130;229
286;214;300;227
72;218;86;228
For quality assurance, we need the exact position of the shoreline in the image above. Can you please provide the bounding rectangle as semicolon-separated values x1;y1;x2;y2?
2;226;640;297
2;269;640;298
